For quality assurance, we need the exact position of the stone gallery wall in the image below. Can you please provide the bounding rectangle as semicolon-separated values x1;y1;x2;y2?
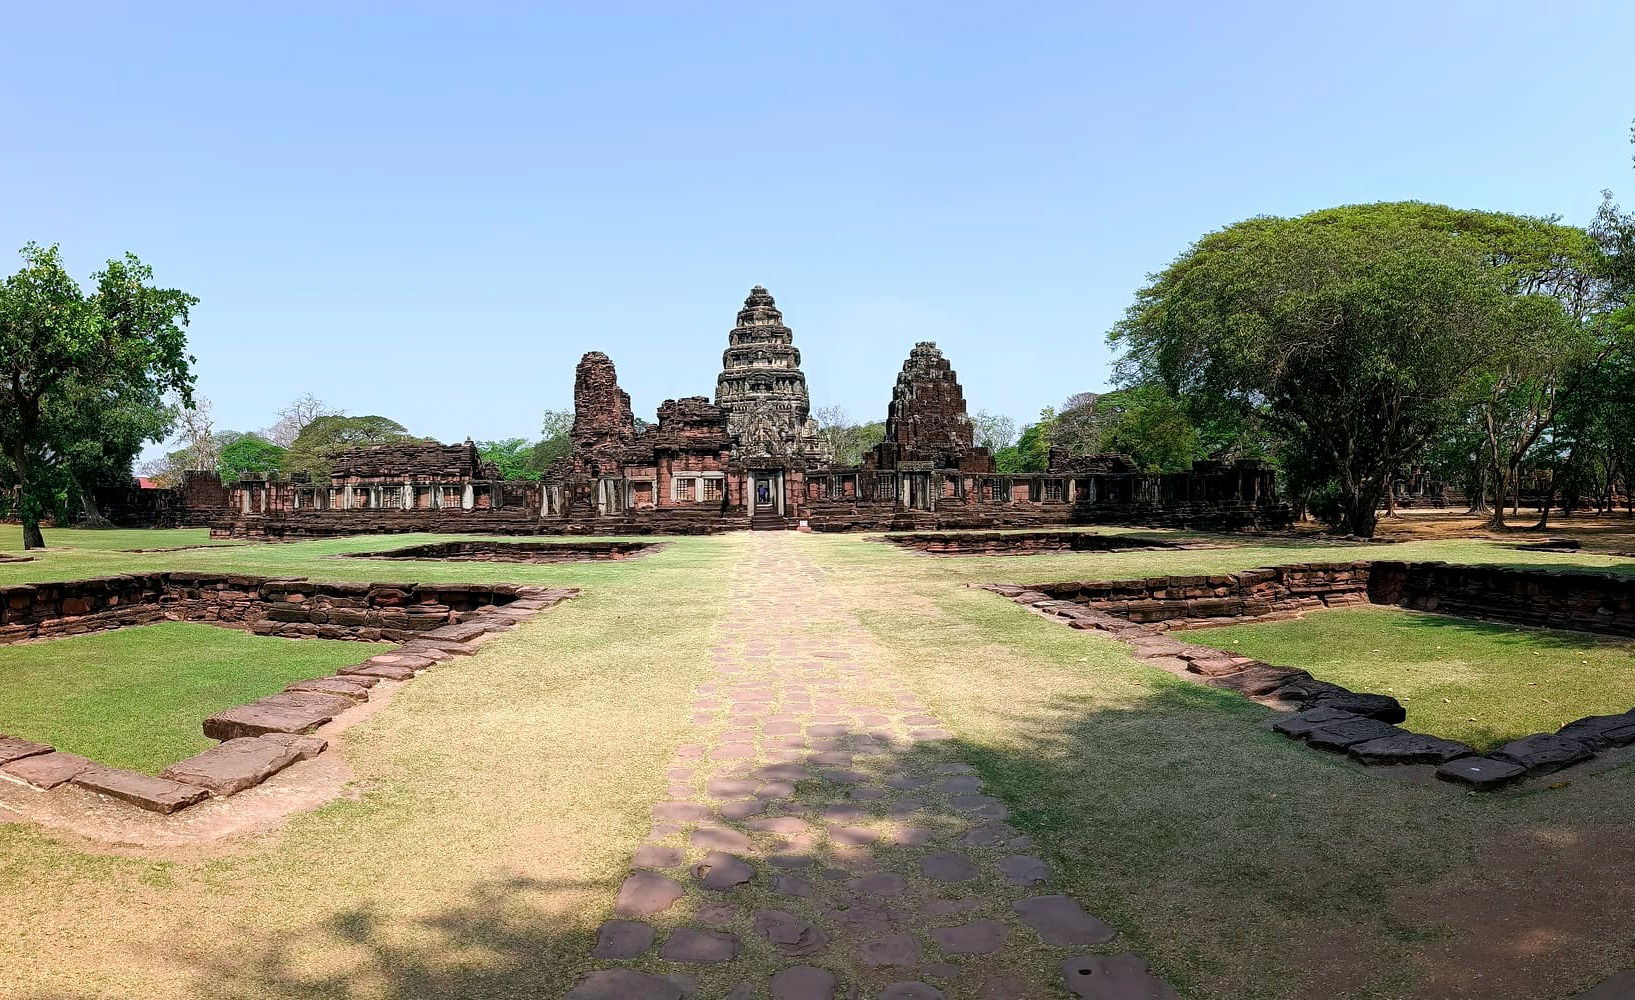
0;572;531;645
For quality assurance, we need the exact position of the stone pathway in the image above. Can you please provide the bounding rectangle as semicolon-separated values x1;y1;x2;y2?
567;534;1175;999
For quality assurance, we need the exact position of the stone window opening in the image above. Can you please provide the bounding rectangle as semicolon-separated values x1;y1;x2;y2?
1043;479;1065;503
983;478;1011;503
701;478;724;503
673;477;695;503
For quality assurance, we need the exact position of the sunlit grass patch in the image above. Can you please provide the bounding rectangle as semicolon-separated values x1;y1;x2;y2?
1188;605;1635;749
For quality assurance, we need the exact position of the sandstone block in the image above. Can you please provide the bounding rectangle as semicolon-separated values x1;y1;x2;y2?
161;737;303;795
72;766;210;813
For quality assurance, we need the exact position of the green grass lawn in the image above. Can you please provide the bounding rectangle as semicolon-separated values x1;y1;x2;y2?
1186;605;1635;750
6;526;1635;998
0;623;368;773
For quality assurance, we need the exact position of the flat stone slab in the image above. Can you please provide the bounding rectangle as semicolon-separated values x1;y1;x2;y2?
2;751;96;789
998;855;1053;885
0;735;53;767
1559;714;1635;749
1491;733;1595;774
860;932;922;967
658;927;741;963
260;732;328;759
284;677;371;703
752;908;826;956
1311;691;1406;723
693;850;754;890
614;871;684;917
1304;717;1404;752
771;965;838;1000
1348;732;1473;766
1205;664;1310;696
72;766;210;814
161;737;303;795
921;851;979;882
338;662;416;680
931;919;1006;954
591;919;655;959
1061;952;1180;999
203;692;353;740
1014;895;1118;946
1272;706;1360;738
881;984;944;999
1435;756;1527;789
565;968;682;1000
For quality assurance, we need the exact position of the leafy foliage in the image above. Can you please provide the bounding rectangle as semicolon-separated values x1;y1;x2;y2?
0;243;196;547
281;414;415;480
218;434;286;481
1110;202;1563;536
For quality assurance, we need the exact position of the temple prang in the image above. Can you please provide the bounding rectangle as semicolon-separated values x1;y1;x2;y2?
186;284;1291;538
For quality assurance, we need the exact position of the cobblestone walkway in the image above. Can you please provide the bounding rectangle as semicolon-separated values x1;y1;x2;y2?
567;533;1176;1000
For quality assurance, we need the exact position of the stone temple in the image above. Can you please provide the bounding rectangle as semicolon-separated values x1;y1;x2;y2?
196;285;1290;537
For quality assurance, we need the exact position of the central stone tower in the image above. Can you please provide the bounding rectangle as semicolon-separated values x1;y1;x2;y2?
713;285;829;464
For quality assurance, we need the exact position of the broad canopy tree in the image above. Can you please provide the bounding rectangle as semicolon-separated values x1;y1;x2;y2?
0;244;196;548
1110;204;1567;537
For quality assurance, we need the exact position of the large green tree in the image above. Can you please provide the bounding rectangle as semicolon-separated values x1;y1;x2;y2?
0;244;196;548
281;414;415;480
218;433;287;481
1111;204;1557;536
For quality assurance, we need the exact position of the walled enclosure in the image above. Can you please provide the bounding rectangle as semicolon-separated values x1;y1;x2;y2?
130;286;1291;539
0;573;576;814
989;560;1635;790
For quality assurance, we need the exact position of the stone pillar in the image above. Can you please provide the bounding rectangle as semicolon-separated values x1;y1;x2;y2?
462;484;474;510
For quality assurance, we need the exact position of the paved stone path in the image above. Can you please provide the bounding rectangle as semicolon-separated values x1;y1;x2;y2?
567;533;1176;999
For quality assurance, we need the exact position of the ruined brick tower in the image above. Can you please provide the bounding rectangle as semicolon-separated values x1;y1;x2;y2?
713;286;830;464
870;341;994;472
569;351;635;477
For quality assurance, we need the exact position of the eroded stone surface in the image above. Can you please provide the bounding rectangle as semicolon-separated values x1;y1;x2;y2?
659;927;741;963
2;750;95;789
160;737;301;795
771;966;838;1000
1014;895;1118;946
693;850;754;890
565;968;682;1000
614;871;684;917
592;919;655;959
71;767;210;814
0;735;52;767
1060;952;1180;999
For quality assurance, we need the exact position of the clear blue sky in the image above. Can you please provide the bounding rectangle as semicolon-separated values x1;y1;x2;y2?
4;2;1632;460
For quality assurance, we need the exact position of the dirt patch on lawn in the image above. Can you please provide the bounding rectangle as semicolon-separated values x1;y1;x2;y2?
1400;818;1635;998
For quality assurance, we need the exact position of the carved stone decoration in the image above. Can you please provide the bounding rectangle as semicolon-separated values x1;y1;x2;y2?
713;286;831;465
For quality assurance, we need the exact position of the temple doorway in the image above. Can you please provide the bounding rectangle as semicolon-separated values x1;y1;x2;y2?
748;469;785;517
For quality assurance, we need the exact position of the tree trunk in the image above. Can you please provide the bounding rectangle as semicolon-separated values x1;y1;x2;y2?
8;438;45;550
77;487;111;528
1343;487;1381;538
1484;465;1510;530
1466;463;1488;515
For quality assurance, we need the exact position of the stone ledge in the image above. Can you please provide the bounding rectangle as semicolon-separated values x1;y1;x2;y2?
161;737;303;795
72;766;211;814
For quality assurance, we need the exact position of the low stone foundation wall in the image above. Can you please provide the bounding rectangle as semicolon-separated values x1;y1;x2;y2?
1023;560;1635;638
337;539;661;563
0;577;578;815
805;500;1294;534
883;530;1227;556
0;572;537;645
993;558;1635;790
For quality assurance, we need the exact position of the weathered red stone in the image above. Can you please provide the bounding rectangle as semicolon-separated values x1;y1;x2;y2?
160;737;303;795
71;766;210;813
0;735;53;767
2;751;96;789
203;691;353;740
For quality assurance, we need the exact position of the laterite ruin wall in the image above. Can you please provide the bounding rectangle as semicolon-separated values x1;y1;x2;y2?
0;572;530;645
1027;560;1635;636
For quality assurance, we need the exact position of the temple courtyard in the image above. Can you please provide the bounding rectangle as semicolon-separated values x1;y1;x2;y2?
3;525;1635;999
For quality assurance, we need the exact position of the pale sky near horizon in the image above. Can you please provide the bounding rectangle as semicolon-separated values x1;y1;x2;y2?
4;2;1632;462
